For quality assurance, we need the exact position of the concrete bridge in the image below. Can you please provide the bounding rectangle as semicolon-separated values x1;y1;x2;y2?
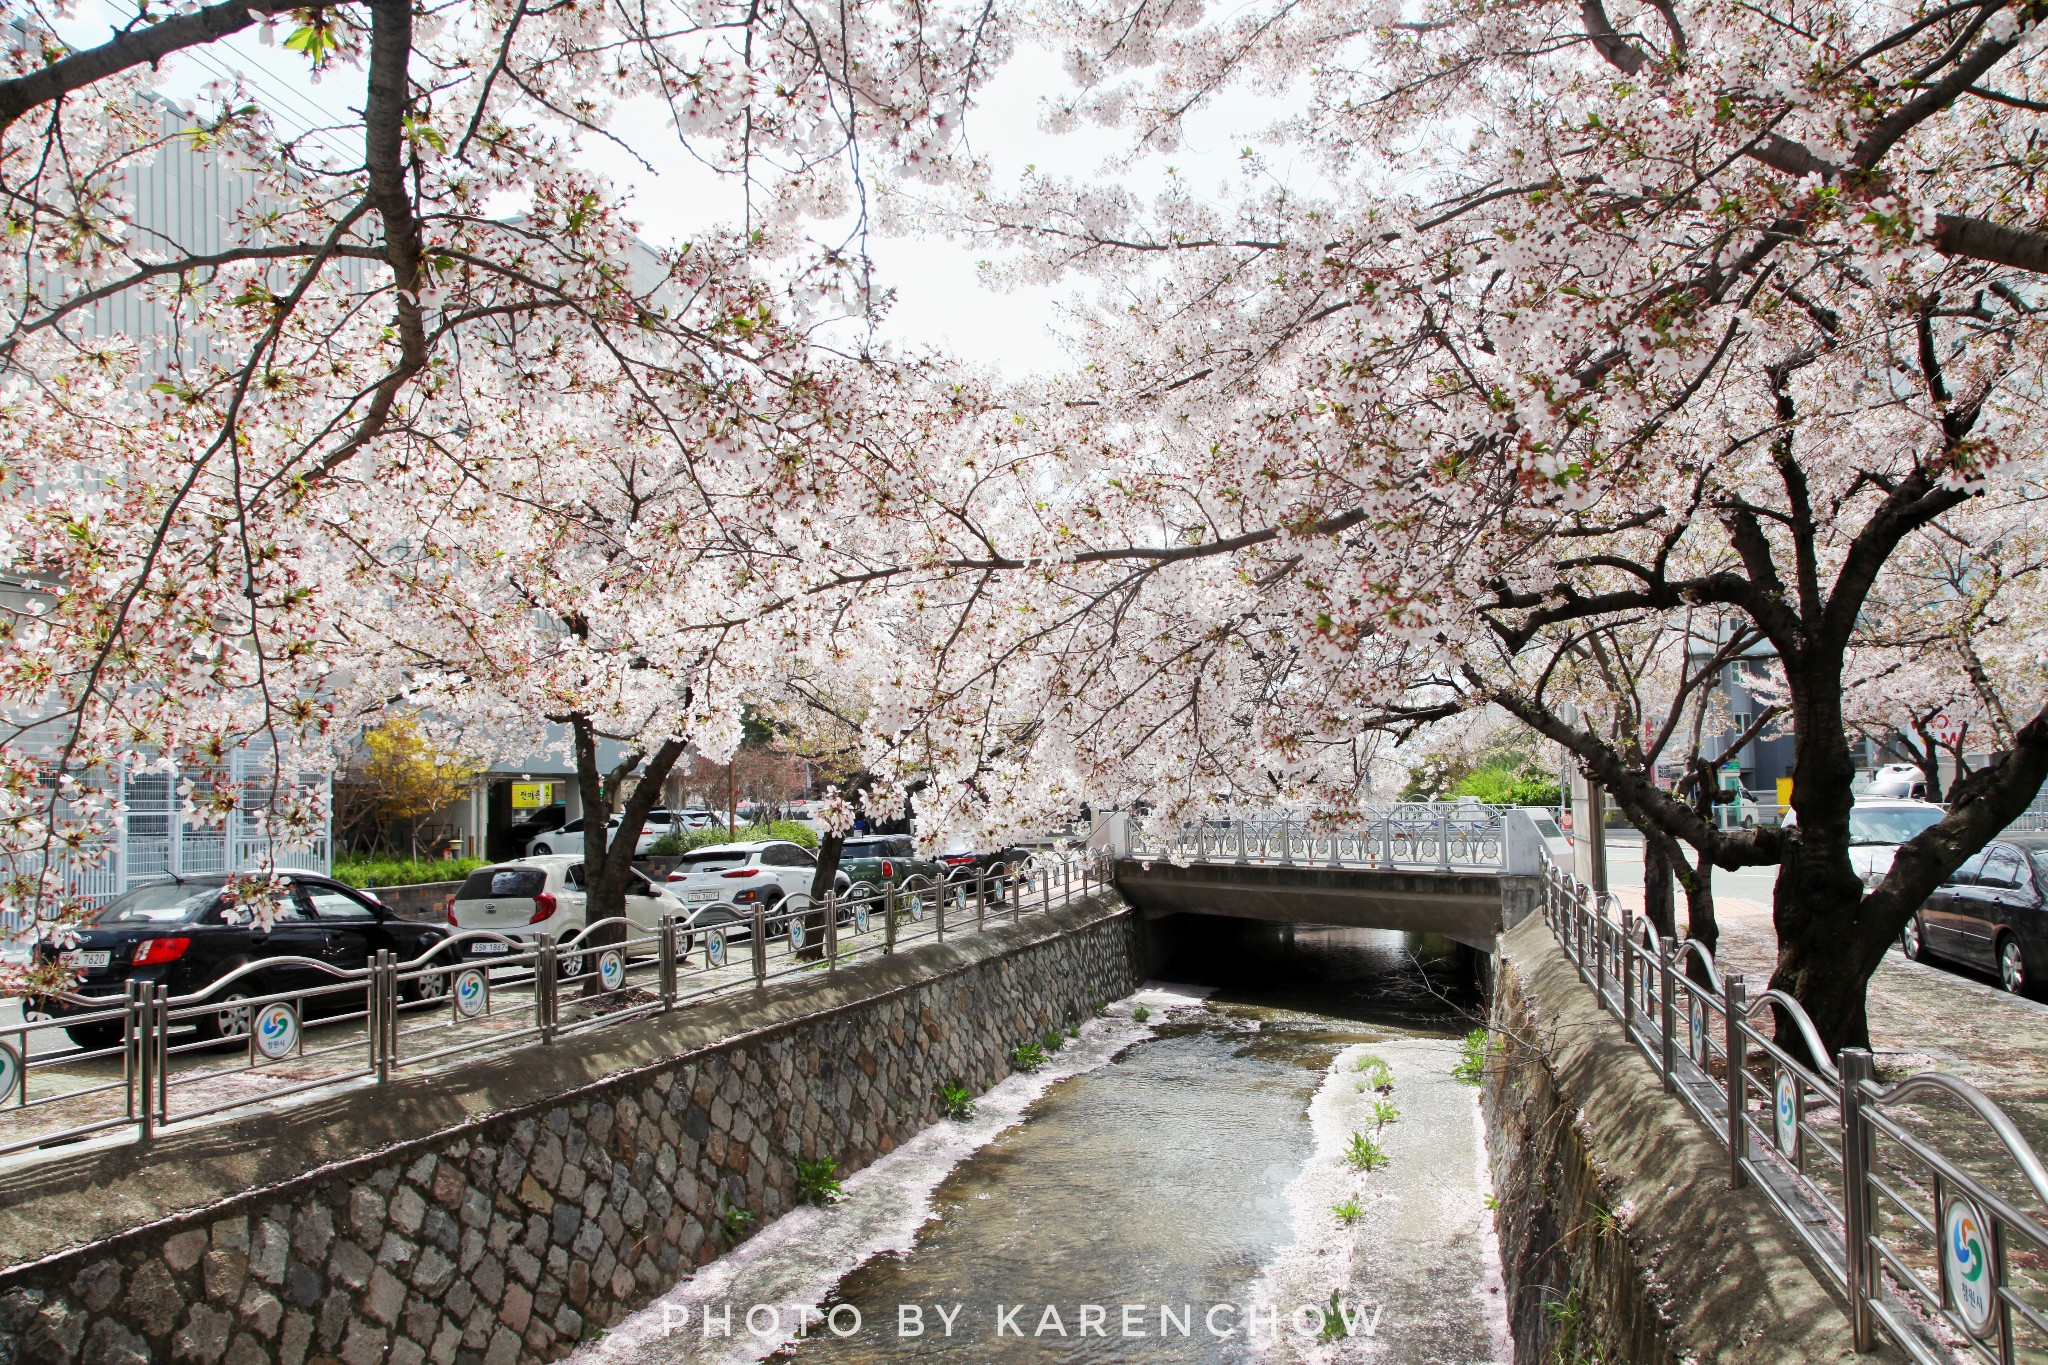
1094;806;1557;952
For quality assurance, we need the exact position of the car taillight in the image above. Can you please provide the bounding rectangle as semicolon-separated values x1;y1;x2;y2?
529;892;557;924
942;854;973;864
132;937;190;965
721;868;760;879
881;859;894;879
443;895;458;924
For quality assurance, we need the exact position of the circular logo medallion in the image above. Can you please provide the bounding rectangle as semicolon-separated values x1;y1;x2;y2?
1774;1070;1799;1156
705;927;727;968
910;888;926;922
253;1003;298;1060
854;902;870;935
1689;998;1707;1062
598;949;625;991
1943;1194;1998;1338
453;968;487;1019
788;916;807;950
0;1040;21;1105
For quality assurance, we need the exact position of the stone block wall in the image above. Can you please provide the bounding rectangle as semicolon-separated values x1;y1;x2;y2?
0;898;1141;1365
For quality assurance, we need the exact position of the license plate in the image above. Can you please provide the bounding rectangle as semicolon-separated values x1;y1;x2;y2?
685;890;716;903
470;942;515;956
62;950;110;969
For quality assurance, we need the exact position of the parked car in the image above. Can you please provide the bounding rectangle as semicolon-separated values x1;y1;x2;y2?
449;856;689;970
32;873;452;1049
1864;762;1936;801
506;805;568;856
663;841;851;931
1901;834;2048;995
1848;798;1948;887
527;811;690;857
937;842;1033;890
837;835;947;891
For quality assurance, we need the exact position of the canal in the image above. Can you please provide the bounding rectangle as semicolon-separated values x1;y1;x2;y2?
575;921;1512;1364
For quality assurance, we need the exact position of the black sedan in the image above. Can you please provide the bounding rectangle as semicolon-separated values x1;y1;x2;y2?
937;842;1035;891
33;873;451;1048
1902;834;2048;996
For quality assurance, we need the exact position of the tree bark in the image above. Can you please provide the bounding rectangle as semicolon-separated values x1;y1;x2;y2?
569;718;689;992
797;832;846;962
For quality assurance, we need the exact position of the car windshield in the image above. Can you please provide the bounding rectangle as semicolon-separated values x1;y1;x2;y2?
677;850;749;872
93;882;217;925
1849;806;1944;845
455;868;547;900
842;840;889;858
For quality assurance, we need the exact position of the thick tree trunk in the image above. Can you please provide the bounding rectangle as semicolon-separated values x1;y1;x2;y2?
1640;829;1680;941
795;832;846;962
568;718;689;994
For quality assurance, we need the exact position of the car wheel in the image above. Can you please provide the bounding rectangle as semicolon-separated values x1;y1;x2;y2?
557;949;587;980
1901;916;1927;962
63;1021;123;1051
197;989;257;1042
404;969;451;1005
2000;936;2029;996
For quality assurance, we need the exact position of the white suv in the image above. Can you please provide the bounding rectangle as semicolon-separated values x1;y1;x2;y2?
447;856;690;968
663;840;852;928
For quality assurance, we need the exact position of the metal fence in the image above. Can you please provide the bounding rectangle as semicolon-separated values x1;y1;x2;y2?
1127;804;1511;871
1542;858;2048;1361
0;854;1100;1163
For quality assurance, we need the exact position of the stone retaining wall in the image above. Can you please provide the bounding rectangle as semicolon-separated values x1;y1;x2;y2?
0;897;1140;1365
1483;914;1903;1364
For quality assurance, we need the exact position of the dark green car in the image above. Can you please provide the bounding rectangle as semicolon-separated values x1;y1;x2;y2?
837;835;945;890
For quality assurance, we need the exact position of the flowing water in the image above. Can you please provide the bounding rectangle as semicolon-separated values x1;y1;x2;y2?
577;923;1512;1365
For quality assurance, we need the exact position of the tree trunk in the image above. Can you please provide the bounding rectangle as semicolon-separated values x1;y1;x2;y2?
568;718;689;995
1640;828;1680;941
796;832;846;962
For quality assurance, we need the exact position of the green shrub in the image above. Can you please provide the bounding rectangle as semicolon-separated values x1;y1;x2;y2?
937;1082;976;1121
1343;1132;1389;1172
1332;1197;1365;1225
1454;1029;1490;1085
795;1156;843;1205
647;820;820;856
1370;1098;1400;1127
1010;1042;1046;1071
332;856;483;889
1131;1005;1151;1023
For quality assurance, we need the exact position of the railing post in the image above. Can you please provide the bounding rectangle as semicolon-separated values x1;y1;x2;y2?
885;882;898;955
751;903;768;983
935;885;946;942
1234;820;1249;865
1041;868;1050;916
1437;809;1452;871
126;981;151;1138
658;915;678;1007
826;891;839;972
375;950;397;1082
1726;972;1748;1189
147;983;168;1133
535;935;558;1044
1619;902;1636;1037
1011;870;1021;921
977;870;988;928
1840;1048;1878;1352
1658;940;1677;1093
1594;897;1609;1007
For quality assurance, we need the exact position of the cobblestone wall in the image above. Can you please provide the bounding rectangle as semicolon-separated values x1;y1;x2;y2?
0;900;1140;1365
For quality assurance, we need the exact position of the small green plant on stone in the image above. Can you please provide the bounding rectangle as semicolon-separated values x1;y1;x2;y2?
1454;1029;1490;1085
716;1195;755;1243
1131;1005;1151;1023
1011;1042;1047;1071
1351;1053;1393;1089
1043;1030;1065;1053
937;1082;976;1121
1370;1098;1400;1128
795;1156;844;1206
1332;1197;1365;1225
1344;1132;1389;1173
1318;1289;1351;1342
1482;1192;1501;1211
1092;997;1108;1017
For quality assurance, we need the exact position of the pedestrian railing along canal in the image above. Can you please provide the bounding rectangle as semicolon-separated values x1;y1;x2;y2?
1543;859;2048;1362
1127;802;1521;871
0;854;1100;1164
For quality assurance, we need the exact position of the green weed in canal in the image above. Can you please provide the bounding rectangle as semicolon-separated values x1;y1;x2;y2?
1454;1029;1490;1084
937;1082;976;1121
1351;1053;1393;1089
1044;1030;1066;1053
1332;1197;1365;1225
1343;1132;1388;1172
1319;1289;1352;1341
1370;1098;1399;1127
1011;1041;1047;1070
716;1195;755;1243
1131;1005;1151;1022
796;1156;844;1205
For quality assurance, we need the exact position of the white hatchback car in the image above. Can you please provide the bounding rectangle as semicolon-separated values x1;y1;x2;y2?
527;811;691;857
447;856;691;968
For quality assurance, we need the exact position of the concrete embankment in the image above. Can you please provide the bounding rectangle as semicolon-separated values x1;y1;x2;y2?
1483;913;1903;1364
0;895;1140;1365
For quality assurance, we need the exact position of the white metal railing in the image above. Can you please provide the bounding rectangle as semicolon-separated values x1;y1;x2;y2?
0;854;1100;1163
1127;803;1512;871
1542;858;2048;1360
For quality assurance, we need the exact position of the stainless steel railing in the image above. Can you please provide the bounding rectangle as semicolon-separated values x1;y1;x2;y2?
0;853;1099;1163
1127;804;1511;871
1541;858;2048;1360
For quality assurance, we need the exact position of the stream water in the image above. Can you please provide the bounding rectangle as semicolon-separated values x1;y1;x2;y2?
576;923;1512;1365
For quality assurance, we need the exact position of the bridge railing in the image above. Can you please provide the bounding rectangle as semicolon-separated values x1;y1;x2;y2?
1126;803;1515;871
1541;858;2048;1361
0;853;1102;1166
